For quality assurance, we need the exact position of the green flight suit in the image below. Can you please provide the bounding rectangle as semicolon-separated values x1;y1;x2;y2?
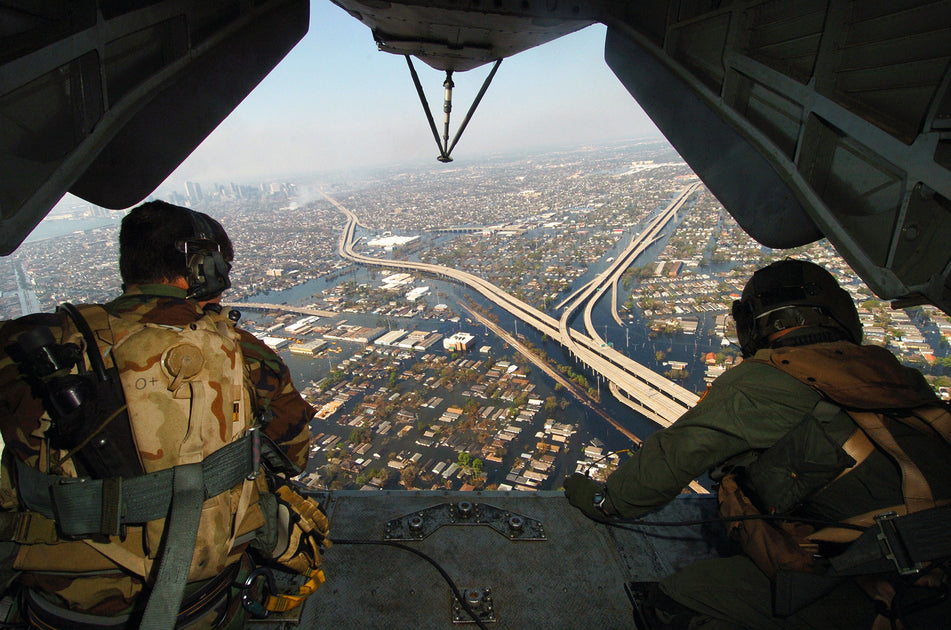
603;340;951;628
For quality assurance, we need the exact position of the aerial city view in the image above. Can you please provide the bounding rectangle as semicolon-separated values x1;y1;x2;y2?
4;140;950;497
7;2;951;627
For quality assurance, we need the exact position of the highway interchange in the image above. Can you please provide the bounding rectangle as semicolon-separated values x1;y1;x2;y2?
324;186;701;428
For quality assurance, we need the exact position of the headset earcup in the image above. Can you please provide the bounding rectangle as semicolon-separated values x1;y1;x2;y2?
731;299;755;357
186;253;205;290
189;253;229;300
212;252;231;293
181;211;231;300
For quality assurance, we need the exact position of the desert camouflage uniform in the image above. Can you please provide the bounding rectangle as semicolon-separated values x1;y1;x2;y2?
0;284;314;618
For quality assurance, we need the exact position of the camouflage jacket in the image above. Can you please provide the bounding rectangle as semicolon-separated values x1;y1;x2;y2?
0;284;314;613
0;284;313;471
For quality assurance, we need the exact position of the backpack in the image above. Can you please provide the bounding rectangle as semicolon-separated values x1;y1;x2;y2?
746;344;951;622
753;341;951;525
2;303;265;626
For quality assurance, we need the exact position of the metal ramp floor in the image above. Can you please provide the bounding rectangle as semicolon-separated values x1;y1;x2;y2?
252;491;730;629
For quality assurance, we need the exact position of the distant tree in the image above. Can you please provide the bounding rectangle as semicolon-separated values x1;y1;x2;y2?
319;368;346;391
349;427;371;445
464;398;479;416
400;464;418;488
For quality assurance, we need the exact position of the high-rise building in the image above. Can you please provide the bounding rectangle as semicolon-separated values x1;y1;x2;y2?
167;191;186;206
185;181;203;203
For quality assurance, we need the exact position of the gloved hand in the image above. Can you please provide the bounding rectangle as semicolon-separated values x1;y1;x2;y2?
564;473;607;519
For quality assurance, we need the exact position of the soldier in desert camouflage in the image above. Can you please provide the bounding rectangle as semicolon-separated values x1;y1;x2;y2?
0;201;319;628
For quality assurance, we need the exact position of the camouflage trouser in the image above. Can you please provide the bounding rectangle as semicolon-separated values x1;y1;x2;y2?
9;555;253;629
658;555;877;630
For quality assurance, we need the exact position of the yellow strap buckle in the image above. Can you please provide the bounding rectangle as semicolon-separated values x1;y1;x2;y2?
263;568;326;613
242;567;326;618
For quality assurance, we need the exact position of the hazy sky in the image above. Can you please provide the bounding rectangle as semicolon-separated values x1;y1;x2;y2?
157;2;662;191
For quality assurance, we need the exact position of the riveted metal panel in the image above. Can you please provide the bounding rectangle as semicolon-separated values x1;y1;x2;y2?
268;491;725;629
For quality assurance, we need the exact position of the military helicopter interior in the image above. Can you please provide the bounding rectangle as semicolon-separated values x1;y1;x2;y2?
2;1;950;627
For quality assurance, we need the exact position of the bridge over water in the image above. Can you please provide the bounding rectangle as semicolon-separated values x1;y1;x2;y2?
224;302;337;318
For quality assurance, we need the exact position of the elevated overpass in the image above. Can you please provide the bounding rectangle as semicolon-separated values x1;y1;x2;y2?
425;226;490;234
567;184;703;423
225;302;337;318
324;189;699;427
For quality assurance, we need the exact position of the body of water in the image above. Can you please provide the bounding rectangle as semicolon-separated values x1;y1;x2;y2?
25;216;121;243
236;205;738;489
239;265;702;479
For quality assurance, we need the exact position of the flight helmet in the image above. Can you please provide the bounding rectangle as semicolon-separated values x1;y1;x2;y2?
731;259;862;357
178;209;232;301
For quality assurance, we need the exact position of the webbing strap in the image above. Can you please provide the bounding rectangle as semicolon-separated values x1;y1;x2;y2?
24;587;130;629
808;498;951;545
14;433;257;537
139;462;203;630
20;557;243;629
831;430;875;484
0;510;58;544
830;504;951;577
263;568;325;613
910;406;951;444
804;399;875;488
848;411;935;513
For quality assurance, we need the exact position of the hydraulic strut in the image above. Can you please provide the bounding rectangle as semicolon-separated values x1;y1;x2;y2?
404;56;502;163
